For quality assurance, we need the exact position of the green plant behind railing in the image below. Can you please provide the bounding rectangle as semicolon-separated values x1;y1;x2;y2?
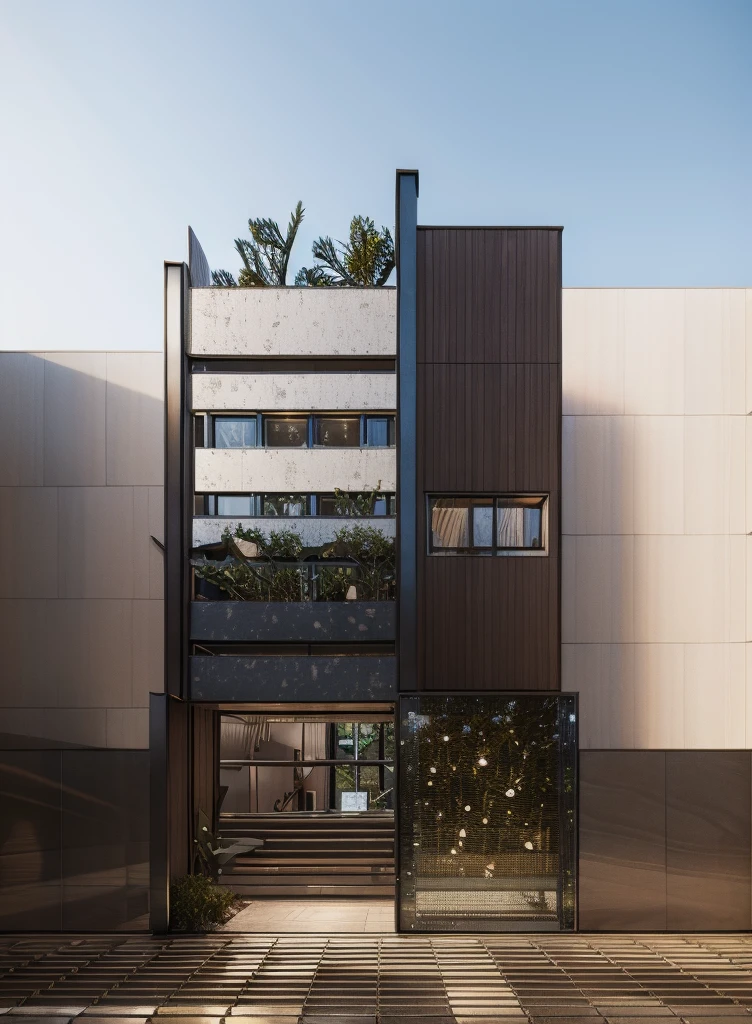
193;523;395;602
169;874;242;932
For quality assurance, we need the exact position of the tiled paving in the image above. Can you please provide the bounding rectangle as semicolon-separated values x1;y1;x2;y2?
3;935;752;1024
220;900;395;933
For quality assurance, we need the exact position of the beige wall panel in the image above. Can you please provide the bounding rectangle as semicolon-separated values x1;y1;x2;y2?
685;416;745;535
195;447;396;494
632;416;684;534
106;708;149;749
562;289;624;415
147;486;164;599
747;537;752;642
58;487;135;598
563;535;634;643
684;643;745;749
0;709;107;747
746;290;752;414
561;537;576;642
191;372;396;412
132;487;164;601
0;600;58;707
43;353;107;486
563;643;634;748
633;644;685;748
52;600;132;708
190;287;396;357
634;535;744;644
0;487;58;598
623;290;685;415
685;290;745;414
106;353;164;485
562;415;635;535
132;600;163;708
0;353;44;485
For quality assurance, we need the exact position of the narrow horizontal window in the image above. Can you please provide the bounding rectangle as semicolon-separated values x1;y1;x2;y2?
264;416;309;448
313;416;360;447
318;492;396;517
428;495;548;556
214;415;257;448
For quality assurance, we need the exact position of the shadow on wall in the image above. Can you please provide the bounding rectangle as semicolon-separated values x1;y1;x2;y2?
0;351;164;930
0;749;150;931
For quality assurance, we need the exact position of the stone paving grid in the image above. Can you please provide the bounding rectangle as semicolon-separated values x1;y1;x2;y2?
2;934;752;1023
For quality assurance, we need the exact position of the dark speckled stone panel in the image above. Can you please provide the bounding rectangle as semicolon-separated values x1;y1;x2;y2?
579;751;667;930
666;751;751;931
189;655;397;702
190;600;396;643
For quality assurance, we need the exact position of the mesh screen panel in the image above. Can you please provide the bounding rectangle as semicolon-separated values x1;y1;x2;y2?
398;693;576;932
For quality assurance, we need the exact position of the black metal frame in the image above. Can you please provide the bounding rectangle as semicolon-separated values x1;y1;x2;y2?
202;411;397;450
396;691;578;934
426;493;550;555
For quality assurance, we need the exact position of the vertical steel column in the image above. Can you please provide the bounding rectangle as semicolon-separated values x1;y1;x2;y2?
395;169;419;932
395;170;419;694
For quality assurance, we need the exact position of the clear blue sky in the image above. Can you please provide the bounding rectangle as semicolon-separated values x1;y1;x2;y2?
1;0;749;351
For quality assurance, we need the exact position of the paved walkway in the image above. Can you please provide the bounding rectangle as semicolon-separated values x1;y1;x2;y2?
220;899;395;933
3;933;752;1023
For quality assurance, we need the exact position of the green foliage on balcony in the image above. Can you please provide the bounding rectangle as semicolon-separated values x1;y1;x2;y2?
191;523;395;602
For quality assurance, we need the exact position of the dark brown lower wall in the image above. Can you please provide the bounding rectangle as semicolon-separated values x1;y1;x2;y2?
0;750;149;931
579;750;752;931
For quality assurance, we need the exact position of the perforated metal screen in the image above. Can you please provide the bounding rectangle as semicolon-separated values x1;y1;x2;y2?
398;693;577;932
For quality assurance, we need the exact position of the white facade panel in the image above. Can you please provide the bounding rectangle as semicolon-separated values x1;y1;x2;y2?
190;287;396;356
195;447;396;494
193;515;396;548
562;288;749;750
191;372;396;412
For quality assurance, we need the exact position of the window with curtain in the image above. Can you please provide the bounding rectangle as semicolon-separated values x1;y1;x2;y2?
428;495;548;555
214;416;257;448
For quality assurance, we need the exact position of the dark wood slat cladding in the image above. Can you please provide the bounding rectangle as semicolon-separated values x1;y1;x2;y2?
417;229;560;365
415;227;561;691
192;706;219;837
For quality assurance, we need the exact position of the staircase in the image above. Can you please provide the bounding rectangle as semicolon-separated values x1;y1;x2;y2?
218;811;395;898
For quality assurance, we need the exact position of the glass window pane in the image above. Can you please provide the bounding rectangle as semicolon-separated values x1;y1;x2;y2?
336;723;355;760
217;495;253;516
265;417;308;447
399;693;577;932
314;417;360;447
366;417;389;447
373;496;387;516
214;416;257;448
263;495;307;516
497;497;546;549
318;495;338;516
429;497;492;553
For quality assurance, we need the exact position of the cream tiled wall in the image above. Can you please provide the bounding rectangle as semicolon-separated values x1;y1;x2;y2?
562;289;751;749
0;352;164;750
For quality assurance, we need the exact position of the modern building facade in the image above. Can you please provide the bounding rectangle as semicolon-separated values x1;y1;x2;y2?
1;170;751;933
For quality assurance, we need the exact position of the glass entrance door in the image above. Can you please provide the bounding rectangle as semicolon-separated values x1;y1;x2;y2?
398;693;577;931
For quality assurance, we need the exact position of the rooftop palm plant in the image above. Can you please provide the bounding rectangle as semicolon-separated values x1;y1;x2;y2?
212;201;305;287
296;215;394;286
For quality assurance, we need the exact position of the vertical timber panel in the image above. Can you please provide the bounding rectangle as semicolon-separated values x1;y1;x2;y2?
416;227;562;690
